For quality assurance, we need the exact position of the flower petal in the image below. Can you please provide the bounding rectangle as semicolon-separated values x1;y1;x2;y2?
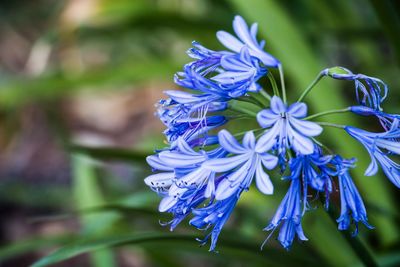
216;31;243;52
218;129;246;154
287;102;307;118
204;153;250;172
289;117;323;137
144;172;175;187
255;121;281;153
255;162;274;194
257;109;280;128
270;96;286;114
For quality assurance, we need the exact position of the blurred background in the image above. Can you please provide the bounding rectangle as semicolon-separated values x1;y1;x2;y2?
0;0;399;266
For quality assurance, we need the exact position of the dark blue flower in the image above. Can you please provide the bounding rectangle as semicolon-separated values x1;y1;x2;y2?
256;96;323;156
345;119;400;188
190;192;239;251
217;15;280;67
323;67;388;111
332;156;373;235
264;178;308;250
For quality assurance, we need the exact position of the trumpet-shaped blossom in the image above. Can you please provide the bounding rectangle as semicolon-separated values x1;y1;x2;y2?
332;156;373;234
144;15;399;252
345;120;400;188
264;178;307;250
256;96;323;156
190;192;240;251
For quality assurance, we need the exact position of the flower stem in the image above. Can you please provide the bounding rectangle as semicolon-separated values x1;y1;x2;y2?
278;64;287;103
267;71;280;98
297;72;324;102
305;108;351;120
228;103;257;117
315;122;346;129
260;88;271;101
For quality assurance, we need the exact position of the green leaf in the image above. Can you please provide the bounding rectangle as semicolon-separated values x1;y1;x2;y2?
31;232;320;267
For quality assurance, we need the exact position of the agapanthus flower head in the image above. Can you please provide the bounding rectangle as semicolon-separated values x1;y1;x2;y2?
144;15;399;252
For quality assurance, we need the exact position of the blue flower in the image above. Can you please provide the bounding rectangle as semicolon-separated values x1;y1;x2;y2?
323;67;388;110
190;192;239;251
217;15;280;67
256;96;323;156
345;119;400;188
332;156;373;235
176;45;268;99
264;178;308;250
158;91;228;145
145;138;226;212
204;129;278;199
286;147;334;209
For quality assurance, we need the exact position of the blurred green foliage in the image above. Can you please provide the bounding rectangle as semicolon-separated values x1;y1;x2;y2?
0;0;399;266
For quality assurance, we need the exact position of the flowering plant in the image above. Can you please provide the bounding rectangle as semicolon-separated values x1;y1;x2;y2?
145;15;399;250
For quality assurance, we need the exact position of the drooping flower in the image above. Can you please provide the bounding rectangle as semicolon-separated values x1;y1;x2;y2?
345;119;400;188
332;156;373;235
285;147;334;210
204;129;278;199
256;96;323;156
322;67;388;111
264;178;308;250
190;191;239;251
217;15;280;67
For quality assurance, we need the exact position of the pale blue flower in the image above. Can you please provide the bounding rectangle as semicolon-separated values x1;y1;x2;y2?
256;96;323;156
217;15;280;67
204;129;278;199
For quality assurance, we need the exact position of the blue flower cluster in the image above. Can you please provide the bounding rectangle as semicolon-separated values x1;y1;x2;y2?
145;15;399;250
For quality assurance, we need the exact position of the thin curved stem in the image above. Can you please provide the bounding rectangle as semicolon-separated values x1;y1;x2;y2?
315;121;346;129
267;71;280;98
305;107;351;120
297;72;324;102
311;137;334;155
260;88;271;101
278;64;287;103
228;103;257;117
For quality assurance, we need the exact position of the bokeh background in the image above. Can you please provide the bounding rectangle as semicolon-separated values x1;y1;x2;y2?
0;0;399;266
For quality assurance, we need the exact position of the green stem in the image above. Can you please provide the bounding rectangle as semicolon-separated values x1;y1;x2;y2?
324;203;379;267
311;137;334;154
267;71;280;97
305;107;351;120
278;64;287;103
228;103;257;117
260;88;271;101
315;122;346;129
248;94;265;107
297;72;324;102
234;128;263;138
